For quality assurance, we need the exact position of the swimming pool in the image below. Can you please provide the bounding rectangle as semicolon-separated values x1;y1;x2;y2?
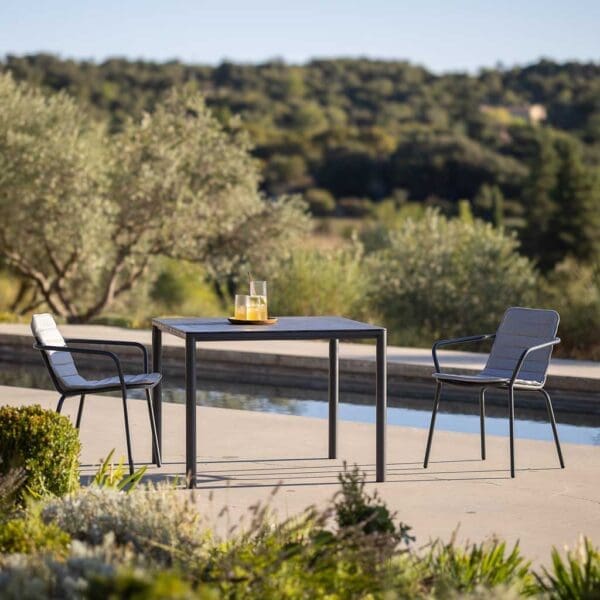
1;361;598;446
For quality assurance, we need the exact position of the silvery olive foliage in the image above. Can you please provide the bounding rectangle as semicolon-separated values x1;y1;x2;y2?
41;486;210;567
0;535;135;600
367;210;538;343
0;74;309;321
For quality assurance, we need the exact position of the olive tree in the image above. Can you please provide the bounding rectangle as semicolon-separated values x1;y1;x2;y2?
366;210;537;344
0;74;309;321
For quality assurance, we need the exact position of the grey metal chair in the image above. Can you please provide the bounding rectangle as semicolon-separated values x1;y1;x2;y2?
423;307;564;478
31;313;161;474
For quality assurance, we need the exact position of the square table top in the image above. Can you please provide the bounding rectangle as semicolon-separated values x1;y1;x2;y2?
152;316;384;341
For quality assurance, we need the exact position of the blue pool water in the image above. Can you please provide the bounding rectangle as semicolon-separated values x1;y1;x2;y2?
160;385;600;446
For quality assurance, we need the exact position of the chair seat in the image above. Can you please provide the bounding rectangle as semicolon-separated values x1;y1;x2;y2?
62;372;162;391
433;372;542;388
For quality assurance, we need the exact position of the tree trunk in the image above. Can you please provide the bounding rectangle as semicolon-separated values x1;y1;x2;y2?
10;279;33;312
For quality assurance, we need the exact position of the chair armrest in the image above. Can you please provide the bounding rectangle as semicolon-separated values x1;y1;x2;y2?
33;343;126;389
509;338;561;386
64;338;148;373
432;334;496;372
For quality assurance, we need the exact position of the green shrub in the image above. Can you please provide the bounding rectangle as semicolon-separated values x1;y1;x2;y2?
366;210;538;345
89;314;136;329
304;188;336;216
203;507;406;598
148;259;225;316
88;569;205;600
268;244;368;319
0;311;25;324
0;405;80;504
0;512;70;557
543;258;600;360
361;201;427;253
201;465;419;598
150;270;186;309
335;464;412;544
424;536;534;596
536;536;600;599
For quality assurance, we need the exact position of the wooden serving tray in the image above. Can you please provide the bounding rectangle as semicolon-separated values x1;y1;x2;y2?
227;317;278;325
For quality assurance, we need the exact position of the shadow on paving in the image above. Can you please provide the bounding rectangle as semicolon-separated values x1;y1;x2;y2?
79;457;562;489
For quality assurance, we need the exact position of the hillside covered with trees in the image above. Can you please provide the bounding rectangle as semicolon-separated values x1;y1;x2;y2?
2;54;599;271
1;55;599;357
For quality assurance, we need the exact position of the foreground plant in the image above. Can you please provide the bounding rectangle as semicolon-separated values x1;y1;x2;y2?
90;449;146;492
0;505;70;557
42;485;210;569
423;534;534;597
0;463;598;598
0;404;80;505
201;468;415;598
535;536;600;599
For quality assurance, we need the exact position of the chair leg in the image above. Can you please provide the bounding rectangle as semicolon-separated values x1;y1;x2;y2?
540;389;565;469
121;388;135;475
75;394;85;429
424;382;442;468
145;389;162;467
508;386;515;478
56;395;66;414
479;387;486;460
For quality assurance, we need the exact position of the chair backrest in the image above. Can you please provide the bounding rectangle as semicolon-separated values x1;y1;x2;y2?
483;307;559;385
31;313;82;390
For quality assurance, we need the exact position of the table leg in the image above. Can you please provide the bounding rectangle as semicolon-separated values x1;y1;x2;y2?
376;330;387;482
151;326;162;465
185;336;197;489
329;338;339;459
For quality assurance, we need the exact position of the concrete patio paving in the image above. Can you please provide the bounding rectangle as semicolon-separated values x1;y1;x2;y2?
2;383;599;565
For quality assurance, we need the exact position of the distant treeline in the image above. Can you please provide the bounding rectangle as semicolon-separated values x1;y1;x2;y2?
2;54;600;269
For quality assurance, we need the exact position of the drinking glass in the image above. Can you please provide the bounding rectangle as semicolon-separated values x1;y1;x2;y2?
250;280;267;298
234;294;249;320
249;280;268;320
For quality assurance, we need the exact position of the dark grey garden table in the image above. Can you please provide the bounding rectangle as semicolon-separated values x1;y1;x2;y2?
151;316;387;488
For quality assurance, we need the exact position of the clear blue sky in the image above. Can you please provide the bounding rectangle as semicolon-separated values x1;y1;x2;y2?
1;0;598;73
